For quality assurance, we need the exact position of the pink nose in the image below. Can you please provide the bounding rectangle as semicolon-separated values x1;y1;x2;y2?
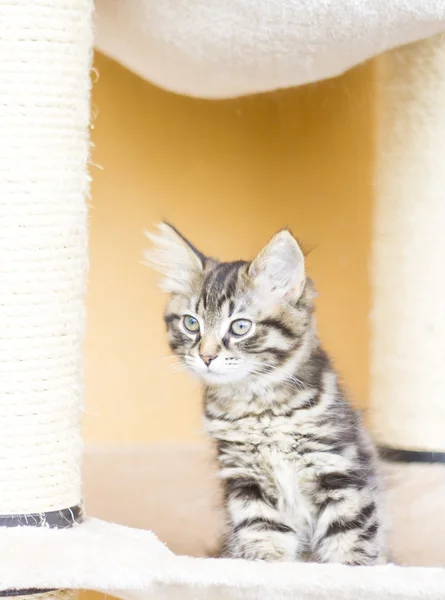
200;355;216;367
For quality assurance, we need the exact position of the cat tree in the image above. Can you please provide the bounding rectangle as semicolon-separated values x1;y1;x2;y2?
1;1;445;600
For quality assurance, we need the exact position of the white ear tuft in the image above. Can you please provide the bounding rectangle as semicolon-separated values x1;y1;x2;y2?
144;223;204;294
249;230;305;298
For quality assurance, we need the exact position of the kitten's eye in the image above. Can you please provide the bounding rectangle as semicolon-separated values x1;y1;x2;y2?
230;319;252;337
183;315;200;333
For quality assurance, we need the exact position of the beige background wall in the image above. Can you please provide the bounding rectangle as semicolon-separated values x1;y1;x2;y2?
84;53;375;444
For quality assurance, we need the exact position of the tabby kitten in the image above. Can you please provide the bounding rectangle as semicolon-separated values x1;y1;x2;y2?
146;223;386;565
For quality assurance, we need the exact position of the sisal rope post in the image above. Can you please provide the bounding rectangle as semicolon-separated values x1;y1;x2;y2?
0;0;93;596
371;34;445;566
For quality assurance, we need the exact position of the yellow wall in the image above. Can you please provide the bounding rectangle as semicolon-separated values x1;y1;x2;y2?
84;52;374;444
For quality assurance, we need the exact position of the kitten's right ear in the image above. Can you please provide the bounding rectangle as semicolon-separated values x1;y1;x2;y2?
249;229;306;299
144;222;205;294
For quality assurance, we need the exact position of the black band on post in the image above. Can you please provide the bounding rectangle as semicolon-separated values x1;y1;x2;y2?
0;591;55;598
0;504;83;597
0;505;83;530
379;446;445;464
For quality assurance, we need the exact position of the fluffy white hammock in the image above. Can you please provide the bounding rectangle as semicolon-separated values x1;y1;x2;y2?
0;2;444;600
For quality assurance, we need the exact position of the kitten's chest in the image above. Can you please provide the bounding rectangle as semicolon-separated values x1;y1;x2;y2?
208;408;342;492
205;403;320;452
207;411;293;448
205;387;342;483
216;425;320;523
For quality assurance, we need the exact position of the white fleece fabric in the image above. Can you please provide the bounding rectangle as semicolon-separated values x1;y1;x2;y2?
371;32;445;454
94;0;445;98
0;518;445;600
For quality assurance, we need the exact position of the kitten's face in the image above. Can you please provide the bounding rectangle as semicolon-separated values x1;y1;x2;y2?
146;224;313;386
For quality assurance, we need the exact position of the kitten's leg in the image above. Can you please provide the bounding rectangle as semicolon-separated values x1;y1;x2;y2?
223;477;300;561
312;487;385;565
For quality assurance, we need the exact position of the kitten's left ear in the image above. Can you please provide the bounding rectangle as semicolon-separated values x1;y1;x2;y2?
144;222;205;294
249;230;305;299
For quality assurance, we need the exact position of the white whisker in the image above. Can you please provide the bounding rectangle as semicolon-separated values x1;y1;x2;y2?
143;354;179;374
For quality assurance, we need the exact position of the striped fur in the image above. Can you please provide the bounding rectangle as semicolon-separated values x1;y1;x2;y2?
146;223;387;564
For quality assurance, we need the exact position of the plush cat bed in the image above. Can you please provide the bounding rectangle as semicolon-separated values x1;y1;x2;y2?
2;518;445;600
94;0;445;98
1;444;445;600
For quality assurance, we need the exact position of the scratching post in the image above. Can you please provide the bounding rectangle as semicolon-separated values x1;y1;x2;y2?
371;34;445;566
0;0;93;596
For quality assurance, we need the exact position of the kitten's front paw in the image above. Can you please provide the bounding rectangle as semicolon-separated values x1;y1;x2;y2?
227;531;297;562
